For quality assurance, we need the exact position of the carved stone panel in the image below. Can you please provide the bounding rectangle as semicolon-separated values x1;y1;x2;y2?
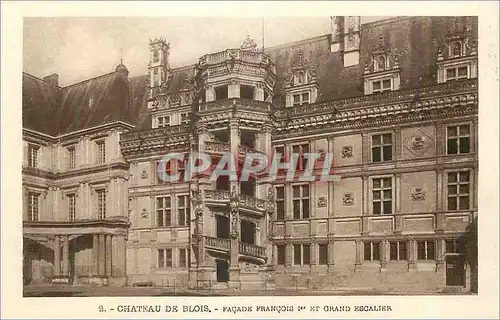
343;193;355;206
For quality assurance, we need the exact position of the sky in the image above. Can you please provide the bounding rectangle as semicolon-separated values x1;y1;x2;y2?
23;17;387;86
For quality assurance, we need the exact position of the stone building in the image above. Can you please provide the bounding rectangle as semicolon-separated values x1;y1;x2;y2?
23;16;478;293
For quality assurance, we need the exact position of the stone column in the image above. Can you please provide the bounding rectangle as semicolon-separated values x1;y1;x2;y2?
327;237;335;273
355;240;362;271
62;235;69;276
92;234;99;276
106;235;112;277
408;239;416;271
99;234;105;276
255;84;264;101
361;175;369;235
436;170;444;232
380;240;387;270
54;235;61;276
394;173;403;234
436;238;445;270
112;235;126;277
310;240;319;273
228;80;240;98
285;243;293;267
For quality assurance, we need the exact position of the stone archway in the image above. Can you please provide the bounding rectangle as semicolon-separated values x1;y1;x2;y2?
23;237;54;285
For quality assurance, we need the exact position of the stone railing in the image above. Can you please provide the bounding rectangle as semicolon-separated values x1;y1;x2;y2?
239;194;267;212
121;125;188;143
238;145;266;157
198;98;271;113
199;49;273;67
205;141;231;153
205;236;230;251
120;125;190;156
239;242;266;258
276;78;478;118
204;190;231;201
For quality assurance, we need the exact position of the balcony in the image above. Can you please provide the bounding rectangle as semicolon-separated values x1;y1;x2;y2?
120;125;190;156
239;242;266;260
204;190;231;204
204;190;267;216
199;49;274;69
204;236;230;253
198;98;271;113
239;194;267;215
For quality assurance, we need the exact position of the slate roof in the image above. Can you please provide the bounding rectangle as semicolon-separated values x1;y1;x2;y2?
23;16;477;136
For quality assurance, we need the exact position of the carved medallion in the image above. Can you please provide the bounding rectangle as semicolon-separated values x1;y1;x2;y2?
141;170;148;179
317;197;327;208
342;145;353;158
343;193;354;206
411;188;426;201
403;128;434;156
141;209;148;219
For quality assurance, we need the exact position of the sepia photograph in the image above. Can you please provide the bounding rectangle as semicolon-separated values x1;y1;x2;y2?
1;1;499;319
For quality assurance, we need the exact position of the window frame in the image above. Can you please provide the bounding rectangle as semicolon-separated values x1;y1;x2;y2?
177;194;190;226
158;248;173;268
389;241;407;261
67;146;76;169
292;92;310;107
371;78;392;94
293;243;310;266
28;144;40;168
363;241;381;262
318;243;328;265
275;185;285;221
276;245;286;265
27;192;40;222
292;184;310;220
444;65;469;82
96;140;106;164
291;143;310;171
447;171;471;211
446;124;471;155
372;177;393;215
96;189;106;220
157;116;171;128
178;248;188;268
371;133;393;162
417;240;436;261
180;112;190;125
156;196;172;227
67;193;76;222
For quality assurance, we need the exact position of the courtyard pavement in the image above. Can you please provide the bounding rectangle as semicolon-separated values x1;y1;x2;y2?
23;284;474;297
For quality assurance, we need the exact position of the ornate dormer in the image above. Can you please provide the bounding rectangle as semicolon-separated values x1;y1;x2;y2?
147;37;171;109
363;35;401;95
284;51;318;107
240;34;258;51
437;18;477;83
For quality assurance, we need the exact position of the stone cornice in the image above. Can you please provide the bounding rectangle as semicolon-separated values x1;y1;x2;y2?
22;162;131;181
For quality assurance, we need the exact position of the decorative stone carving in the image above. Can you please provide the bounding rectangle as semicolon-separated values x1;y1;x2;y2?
343;193;354;206
342;145;353;158
229;186;240;239
285;51;317;88
240;34;258;51
403;128;433;156
411;188;426;201
317;197;327;208
141;209;148;219
141;170;148;179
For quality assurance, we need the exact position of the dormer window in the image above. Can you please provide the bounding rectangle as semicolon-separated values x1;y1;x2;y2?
374;55;386;72
153;50;159;63
446;66;469;81
293;92;310;106
372;79;392;94
449;41;463;58
295;72;307;86
157;116;171;128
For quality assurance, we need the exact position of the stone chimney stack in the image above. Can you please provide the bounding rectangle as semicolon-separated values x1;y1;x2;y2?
43;73;59;86
330;16;361;67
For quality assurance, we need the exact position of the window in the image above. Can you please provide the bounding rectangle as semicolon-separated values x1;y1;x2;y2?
157;196;172;227
96;189;106;219
179;248;187;267
417;240;435;261
375;55;386;72
447;125;470;155
180;113;190;125
319;244;328;265
293;244;310;266
274;146;286;176
153;80;159;87
389;241;407;261
364;241;381;262
292;92;310;107
372;79;392;94
96;140;106;164
153;68;159;75
153;50;159;63
292;184;310;219
28;144;39;168
177;195;189;226
277;245;286;265
67;146;76;169
447;171;470;211
215;86;228;100
157;159;172;184
449;41;463;58
276;186;285;221
445;66;468;81
445;239;464;254
157;116;170;128
372;134;392;162
240;85;255;100
27;192;39;221
68;194;76;222
158;249;172;268
372;178;392;215
292;143;310;171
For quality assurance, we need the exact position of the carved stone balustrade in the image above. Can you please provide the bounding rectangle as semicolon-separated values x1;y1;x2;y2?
204;236;230;252
205;141;231;153
239;242;266;259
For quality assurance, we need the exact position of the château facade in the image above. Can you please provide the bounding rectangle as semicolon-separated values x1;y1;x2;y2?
22;16;478;293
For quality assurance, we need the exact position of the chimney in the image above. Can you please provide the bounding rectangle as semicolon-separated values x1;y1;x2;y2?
43;73;59;86
330;16;361;67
